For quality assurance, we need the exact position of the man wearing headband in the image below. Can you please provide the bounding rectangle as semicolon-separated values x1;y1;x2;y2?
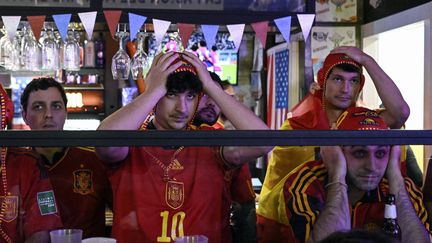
20;77;112;238
0;84;62;242
257;47;411;233
96;51;272;243
260;107;430;242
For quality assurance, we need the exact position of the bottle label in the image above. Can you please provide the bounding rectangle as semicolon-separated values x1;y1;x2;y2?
384;204;397;219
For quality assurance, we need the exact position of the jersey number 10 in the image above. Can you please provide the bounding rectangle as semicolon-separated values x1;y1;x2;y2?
157;211;186;242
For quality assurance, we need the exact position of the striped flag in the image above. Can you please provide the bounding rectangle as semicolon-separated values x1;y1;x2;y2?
266;43;289;130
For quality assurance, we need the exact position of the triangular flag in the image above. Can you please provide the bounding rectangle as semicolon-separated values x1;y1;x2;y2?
177;23;195;50
251;21;268;48
297;14;315;41
1;16;21;42
128;13;147;41
103;10;122;39
27;16;45;41
227;24;245;52
53;14;72;42
153;18;171;47
201;25;219;50
274;16;292;43
78;11;97;40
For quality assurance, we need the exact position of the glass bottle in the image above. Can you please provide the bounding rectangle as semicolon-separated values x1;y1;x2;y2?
42;26;60;71
84;38;95;68
131;32;149;80
63;30;80;71
111;25;131;80
382;193;401;240
94;32;105;68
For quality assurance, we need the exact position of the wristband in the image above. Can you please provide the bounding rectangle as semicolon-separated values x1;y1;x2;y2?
325;181;348;189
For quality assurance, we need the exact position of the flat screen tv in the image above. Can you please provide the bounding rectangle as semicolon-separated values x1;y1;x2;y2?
147;30;238;85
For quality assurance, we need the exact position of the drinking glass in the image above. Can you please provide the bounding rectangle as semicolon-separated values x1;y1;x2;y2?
21;24;42;71
63;29;81;71
131;32;149;80
111;24;131;80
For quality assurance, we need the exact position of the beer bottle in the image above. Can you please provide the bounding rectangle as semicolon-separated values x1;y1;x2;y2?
382;193;401;240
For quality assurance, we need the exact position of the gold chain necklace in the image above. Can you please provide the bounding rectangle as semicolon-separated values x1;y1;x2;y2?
142;146;184;182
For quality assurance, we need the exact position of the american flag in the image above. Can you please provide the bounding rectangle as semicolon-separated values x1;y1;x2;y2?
267;43;289;130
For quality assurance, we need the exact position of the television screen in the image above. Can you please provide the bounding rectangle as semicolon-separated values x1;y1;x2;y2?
147;30;238;85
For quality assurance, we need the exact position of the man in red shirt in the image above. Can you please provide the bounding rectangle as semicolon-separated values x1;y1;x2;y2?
1;84;62;242
96;51;272;242
20;78;112;238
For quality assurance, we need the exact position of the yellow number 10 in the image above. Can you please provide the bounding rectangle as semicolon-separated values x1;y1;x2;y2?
157;211;186;242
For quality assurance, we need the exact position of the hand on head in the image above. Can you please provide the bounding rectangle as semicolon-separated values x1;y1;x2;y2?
181;51;214;89
145;52;182;94
330;46;372;65
320;146;347;182
385;145;402;180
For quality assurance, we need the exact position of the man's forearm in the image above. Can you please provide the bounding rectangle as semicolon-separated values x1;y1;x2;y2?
308;181;350;243
390;176;430;243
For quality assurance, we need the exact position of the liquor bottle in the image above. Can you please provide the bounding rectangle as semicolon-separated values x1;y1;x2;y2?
382;193;401;240
94;33;105;68
84;39;95;68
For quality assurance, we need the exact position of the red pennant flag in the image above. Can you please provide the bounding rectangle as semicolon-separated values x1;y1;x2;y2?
103;10;122;39
177;23;195;50
251;21;268;48
27;15;45;41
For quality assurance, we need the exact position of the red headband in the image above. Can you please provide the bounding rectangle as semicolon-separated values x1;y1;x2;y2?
336;107;388;130
172;54;197;75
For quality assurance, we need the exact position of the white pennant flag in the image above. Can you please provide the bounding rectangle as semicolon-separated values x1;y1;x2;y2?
297;14;315;41
227;24;245;52
1;16;21;42
153;19;171;48
78;11;97;40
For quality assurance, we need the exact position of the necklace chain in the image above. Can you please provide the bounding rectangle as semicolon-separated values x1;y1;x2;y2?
142;146;184;182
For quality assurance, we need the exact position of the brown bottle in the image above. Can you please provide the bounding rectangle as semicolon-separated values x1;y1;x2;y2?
382;193;401;240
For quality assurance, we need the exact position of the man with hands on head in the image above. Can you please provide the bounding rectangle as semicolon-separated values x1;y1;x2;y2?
96;51;272;243
259;107;430;243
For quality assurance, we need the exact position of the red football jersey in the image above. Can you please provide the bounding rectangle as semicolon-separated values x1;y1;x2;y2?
1;148;62;242
109;146;230;242
44;147;111;238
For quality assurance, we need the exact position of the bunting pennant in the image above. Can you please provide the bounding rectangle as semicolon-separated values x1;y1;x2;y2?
274;16;292;43
103;10;122;39
227;24;245;52
297;14;315;41
27;16;45;41
53;14;72;42
177;23;195;49
251;21;268;48
128;13;147;41
78;11;97;40
153;18;171;47
1;16;21;42
201;25;219;50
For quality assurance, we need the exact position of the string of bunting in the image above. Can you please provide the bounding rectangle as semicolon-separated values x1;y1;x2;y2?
1;11;315;50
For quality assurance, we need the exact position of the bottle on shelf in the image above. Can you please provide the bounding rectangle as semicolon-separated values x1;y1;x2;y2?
94;32;105;68
84;38;95;68
382;193;401;240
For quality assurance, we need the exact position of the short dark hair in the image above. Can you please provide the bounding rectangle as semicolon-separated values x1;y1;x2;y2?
166;71;202;94
332;63;361;74
209;72;223;89
21;77;67;112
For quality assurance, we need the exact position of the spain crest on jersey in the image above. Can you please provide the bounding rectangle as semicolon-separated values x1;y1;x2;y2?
165;181;184;210
73;169;94;195
0;195;18;222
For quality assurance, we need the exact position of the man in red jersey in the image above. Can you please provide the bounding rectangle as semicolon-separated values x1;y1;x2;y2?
96;51;272;243
20;77;112;239
259;107;430;243
0;84;62;242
